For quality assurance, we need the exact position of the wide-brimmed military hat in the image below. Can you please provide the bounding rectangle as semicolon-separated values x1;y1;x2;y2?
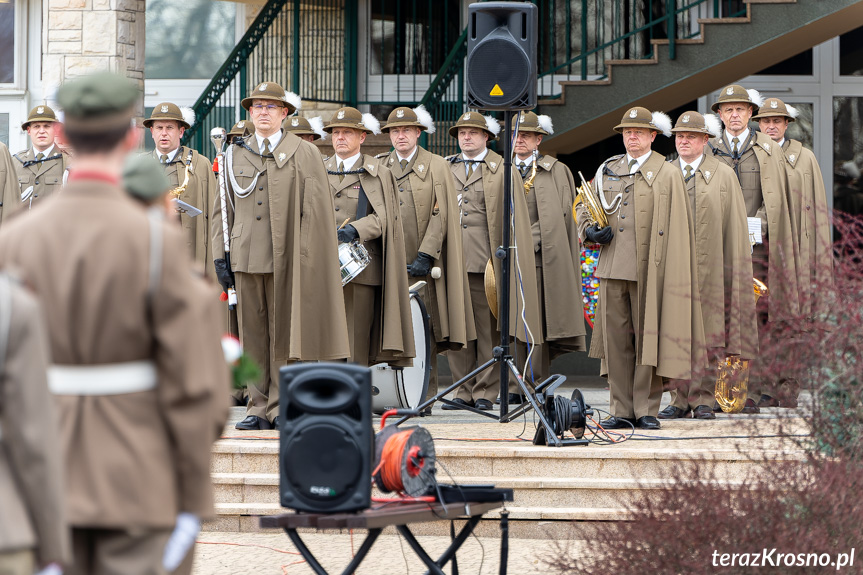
56;72;139;133
670;111;721;137
22;105;58;130
711;84;763;113
448;111;500;140
241;82;302;114
228;120;251;139
613;106;670;135
123;154;171;201
324;107;381;134
511;111;553;135
143;102;192;130
382;105;435;133
752;97;798;122
283;115;327;140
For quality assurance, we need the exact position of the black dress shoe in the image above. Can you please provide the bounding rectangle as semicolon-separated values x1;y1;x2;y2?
507;393;524;405
272;416;281;428
637;416;661;430
475;399;494;411
442;398;473;410
235;415;272;430
713;402;722;413
757;394;780;408
741;398;760;414
600;416;635;429
657;405;690;419
692;405;716;420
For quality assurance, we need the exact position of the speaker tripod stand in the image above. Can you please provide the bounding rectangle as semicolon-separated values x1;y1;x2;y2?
396;110;585;447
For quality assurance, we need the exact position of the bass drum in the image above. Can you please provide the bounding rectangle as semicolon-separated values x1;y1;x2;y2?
371;292;431;413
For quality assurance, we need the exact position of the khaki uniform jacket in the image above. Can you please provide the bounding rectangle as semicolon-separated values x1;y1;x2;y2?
680;155;758;358
380;147;474;350
449;149;542;344
782;140;833;318
0;276;70;565
0;180;230;528
578;151;706;379
709;131;799;321
326;154;415;366
154;147;217;277
214;133;350;361
12;147;68;210
527;156;586;351
0;143;17;225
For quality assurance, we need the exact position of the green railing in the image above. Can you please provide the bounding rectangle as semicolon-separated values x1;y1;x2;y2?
417;28;468;158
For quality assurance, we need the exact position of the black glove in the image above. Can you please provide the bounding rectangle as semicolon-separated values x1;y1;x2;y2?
585;224;614;245
337;224;359;244
213;259;235;294
408;252;435;277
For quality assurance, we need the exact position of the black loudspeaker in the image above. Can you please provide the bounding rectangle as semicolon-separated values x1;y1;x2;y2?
278;363;373;513
466;2;537;111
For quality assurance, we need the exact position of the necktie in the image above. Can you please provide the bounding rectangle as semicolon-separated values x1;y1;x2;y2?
36;152;44;161
684;165;692;180
160;154;168;164
467;162;475;179
732;137;739;156
518;162;527;178
262;138;271;156
400;159;408;171
338;161;345;182
628;159;637;173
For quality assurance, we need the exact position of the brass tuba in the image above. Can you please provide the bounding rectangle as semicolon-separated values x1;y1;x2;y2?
714;278;768;413
170;165;191;198
572;171;609;229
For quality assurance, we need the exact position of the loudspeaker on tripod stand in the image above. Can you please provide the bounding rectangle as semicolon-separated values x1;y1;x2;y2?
278;363;373;513
467;2;538;111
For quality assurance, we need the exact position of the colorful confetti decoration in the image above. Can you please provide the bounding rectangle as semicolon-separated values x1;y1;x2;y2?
581;245;600;328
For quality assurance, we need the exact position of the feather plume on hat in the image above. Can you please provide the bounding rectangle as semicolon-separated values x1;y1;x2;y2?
413;105;436;134
537;114;554;135
746;89;765;108
308;116;327;140
361;113;382;135
285;92;302;112
703;113;722;138
484;115;501;137
180;107;196;128
651;111;672;138
785;104;800;119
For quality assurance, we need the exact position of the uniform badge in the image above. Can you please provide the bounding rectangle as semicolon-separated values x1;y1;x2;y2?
238;121;245;127
396;109;405;118
519;113;526;123
367;164;374;170
770;100;778;109
337;110;345;120
629;109;638;118
489;162;496;169
705;171;710;179
463;113;472;121
279;153;286;162
790;154;796;162
543;162;550;169
682;114;690;123
417;164;424;172
161;105;169;113
37;106;45;114
291;118;299;126
726;86;734;95
646;171;653;180
389;157;394;163
259;83;268;91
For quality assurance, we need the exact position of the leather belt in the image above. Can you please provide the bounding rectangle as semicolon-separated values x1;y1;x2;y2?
48;361;158;395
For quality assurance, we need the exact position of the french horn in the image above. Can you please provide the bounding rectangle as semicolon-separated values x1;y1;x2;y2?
571;171;609;230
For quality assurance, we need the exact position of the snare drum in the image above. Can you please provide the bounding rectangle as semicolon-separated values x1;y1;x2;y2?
371;292;431;413
338;241;371;286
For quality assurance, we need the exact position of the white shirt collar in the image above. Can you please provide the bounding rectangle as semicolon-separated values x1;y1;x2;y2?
462;148;489;163
335;152;362;171
625;150;652;173
725;127;750;146
396;147;418;164
776;138;786;148
156;147;179;163
679;154;704;174
33;144;55;158
256;130;282;153
515;154;535;167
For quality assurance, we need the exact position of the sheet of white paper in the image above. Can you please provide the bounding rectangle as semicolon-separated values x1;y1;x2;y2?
747;217;763;245
172;198;203;218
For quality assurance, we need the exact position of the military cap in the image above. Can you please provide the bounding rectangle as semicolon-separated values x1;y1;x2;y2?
56;72;138;133
324;107;381;134
123;154;171;201
228;120;252;139
283;115;326;140
671;111;721;137
511;111;553;135
143;102;193;129
711;84;763;113
22;104;58;130
241;82;302;115
613;106;672;136
752;97;798;122
448;111;500;140
382;105;435;133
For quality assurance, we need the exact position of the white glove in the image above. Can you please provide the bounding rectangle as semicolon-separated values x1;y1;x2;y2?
35;565;63;575
162;512;201;572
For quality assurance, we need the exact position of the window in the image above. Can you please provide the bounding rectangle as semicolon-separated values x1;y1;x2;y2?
0;1;16;85
839;26;863;77
757;50;814;76
0;113;9;147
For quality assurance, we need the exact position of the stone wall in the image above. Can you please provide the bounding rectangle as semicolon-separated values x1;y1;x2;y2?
43;0;146;114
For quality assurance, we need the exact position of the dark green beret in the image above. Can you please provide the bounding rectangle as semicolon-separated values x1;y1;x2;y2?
57;72;139;133
123;154;171;201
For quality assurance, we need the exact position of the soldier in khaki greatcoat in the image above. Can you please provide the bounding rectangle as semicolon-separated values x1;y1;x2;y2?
0;274;70;575
511;112;586;387
0;143;17;225
283;115;326;143
708;84;799;413
446;111;541;411
13;105;69;211
323;107;414;368
213;82;350;430
0;72;229;575
378;105;473;408
144;102;217;276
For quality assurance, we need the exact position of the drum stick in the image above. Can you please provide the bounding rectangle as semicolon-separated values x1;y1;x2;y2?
338;217;350;229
